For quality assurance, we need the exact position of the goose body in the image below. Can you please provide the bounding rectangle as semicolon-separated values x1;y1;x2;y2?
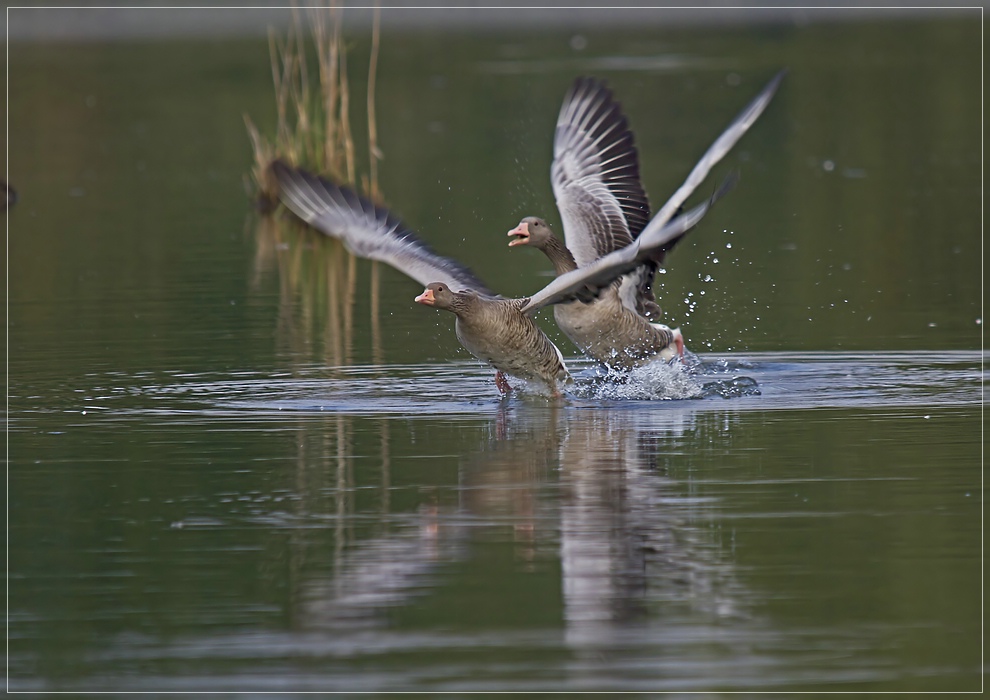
554;289;683;369
510;215;682;369
271;160;725;396
509;71;784;369
416;286;569;391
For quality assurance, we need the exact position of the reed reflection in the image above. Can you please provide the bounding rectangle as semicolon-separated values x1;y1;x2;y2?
250;212;383;369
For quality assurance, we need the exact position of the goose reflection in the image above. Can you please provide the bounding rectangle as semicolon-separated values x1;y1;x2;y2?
552;408;744;652
293;404;748;646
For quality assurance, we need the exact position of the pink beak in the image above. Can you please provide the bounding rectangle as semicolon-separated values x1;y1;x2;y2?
507;222;529;247
414;288;435;305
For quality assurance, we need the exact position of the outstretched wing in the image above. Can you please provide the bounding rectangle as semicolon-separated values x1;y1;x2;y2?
270;160;495;296
552;77;651;267
521;174;736;315
650;69;786;231
620;70;785;318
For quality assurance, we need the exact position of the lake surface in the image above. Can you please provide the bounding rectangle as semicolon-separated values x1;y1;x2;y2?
7;9;984;692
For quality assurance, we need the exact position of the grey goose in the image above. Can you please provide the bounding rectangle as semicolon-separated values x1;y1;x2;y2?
508;71;785;369
270;160;731;396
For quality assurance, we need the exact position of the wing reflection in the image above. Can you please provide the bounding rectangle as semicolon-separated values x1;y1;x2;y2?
299;505;467;630
292;404;748;647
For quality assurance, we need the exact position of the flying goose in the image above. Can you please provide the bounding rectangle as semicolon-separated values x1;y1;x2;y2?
508;71;785;369
269;160;730;396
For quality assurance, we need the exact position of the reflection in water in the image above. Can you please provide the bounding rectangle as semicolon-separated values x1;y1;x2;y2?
300;505;466;631
290;402;749;658
553;409;744;660
250;212;382;368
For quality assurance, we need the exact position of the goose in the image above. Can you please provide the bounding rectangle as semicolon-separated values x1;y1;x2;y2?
269;160;731;397
508;71;785;370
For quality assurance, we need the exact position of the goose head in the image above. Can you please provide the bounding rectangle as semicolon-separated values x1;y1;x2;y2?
507;216;554;249
414;282;459;311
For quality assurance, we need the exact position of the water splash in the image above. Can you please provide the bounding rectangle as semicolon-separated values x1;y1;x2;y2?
700;375;762;399
571;359;706;401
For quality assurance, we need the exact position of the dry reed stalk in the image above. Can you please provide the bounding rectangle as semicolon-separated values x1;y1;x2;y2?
365;6;382;202
247;1;376;195
247;2;385;370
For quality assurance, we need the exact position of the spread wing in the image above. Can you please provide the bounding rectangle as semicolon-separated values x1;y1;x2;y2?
551;77;650;267
521;174;736;315
650;69;786;231
270;160;495;296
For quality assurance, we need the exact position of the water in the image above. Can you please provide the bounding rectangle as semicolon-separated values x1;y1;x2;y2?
7;10;983;693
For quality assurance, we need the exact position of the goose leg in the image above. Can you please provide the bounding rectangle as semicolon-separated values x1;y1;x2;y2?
495;371;513;395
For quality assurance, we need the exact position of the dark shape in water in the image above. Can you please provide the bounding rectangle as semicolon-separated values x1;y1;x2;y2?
701;376;761;399
3;180;17;210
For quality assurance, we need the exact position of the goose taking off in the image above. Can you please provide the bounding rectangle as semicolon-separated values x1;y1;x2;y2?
269;160;731;396
508;70;785;369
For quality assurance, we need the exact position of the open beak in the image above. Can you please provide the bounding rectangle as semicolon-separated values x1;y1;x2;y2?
507;222;529;247
414;288;435;306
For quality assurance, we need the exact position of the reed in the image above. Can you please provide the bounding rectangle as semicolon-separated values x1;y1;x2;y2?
245;3;382;207
245;6;388;544
246;3;385;369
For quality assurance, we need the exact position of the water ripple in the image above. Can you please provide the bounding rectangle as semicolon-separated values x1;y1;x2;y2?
21;350;984;422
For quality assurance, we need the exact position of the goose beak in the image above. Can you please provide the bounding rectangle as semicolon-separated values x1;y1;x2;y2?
507;222;529;247
414;288;435;306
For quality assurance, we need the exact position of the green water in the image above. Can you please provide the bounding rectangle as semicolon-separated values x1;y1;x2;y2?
7;12;983;692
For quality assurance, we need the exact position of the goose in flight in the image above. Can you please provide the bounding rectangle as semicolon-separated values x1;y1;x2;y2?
270;160;731;396
507;70;785;369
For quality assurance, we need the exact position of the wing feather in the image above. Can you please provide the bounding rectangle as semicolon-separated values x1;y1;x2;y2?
650;69;786;231
521;174;736;315
270;161;494;296
551;77;650;267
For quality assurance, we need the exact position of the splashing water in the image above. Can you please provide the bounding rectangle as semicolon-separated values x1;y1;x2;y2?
570;359;707;400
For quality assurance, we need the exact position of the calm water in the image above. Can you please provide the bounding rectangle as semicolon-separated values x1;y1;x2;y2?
7;10;984;692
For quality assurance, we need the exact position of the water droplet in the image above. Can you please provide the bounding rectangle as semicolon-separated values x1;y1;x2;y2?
726;243;732;249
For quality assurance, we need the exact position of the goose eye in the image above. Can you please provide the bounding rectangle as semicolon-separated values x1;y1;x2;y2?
437;285;444;292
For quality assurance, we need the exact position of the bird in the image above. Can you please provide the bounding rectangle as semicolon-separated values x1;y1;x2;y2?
507;70;785;370
269;159;730;397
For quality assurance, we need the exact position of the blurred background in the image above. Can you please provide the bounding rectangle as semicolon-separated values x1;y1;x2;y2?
6;4;983;693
